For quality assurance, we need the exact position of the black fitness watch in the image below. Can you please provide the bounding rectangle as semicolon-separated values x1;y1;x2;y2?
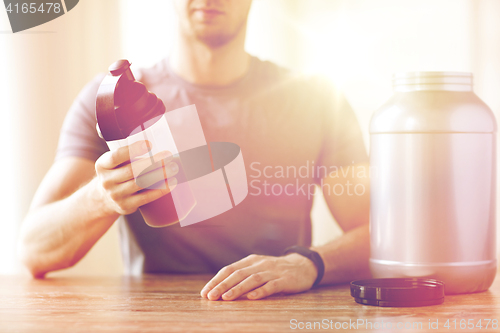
283;245;325;287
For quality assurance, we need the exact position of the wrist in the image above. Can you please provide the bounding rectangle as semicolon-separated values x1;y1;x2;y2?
285;252;318;285
283;245;325;287
84;177;119;219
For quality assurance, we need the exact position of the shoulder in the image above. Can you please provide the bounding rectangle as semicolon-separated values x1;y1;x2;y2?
252;57;342;107
69;73;107;118
81;72;107;99
254;57;337;92
251;57;291;83
134;59;169;87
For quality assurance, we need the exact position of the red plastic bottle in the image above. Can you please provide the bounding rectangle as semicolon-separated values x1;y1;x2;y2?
95;59;196;227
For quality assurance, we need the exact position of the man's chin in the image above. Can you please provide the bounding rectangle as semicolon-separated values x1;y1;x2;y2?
195;33;234;48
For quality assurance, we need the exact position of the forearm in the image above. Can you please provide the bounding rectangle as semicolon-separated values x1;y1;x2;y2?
312;223;371;285
18;177;119;278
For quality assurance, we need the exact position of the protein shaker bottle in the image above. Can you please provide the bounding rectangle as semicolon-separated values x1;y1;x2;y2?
95;59;196;227
370;72;497;294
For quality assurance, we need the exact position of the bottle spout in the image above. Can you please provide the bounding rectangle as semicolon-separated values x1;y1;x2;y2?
108;59;135;80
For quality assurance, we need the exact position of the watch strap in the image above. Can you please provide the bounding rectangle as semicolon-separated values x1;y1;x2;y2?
283;245;325;287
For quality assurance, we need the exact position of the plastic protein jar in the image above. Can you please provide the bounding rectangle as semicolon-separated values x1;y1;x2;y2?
369;72;497;294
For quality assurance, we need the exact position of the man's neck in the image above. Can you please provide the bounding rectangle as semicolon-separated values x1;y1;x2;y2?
170;28;251;86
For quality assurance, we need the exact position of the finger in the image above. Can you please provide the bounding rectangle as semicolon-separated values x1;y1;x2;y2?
135;161;178;190
208;260;272;301
200;255;263;299
130;151;173;180
247;278;285;300
113;151;173;184
124;178;177;208
205;266;259;301
99;141;151;170
114;175;177;199
221;271;273;301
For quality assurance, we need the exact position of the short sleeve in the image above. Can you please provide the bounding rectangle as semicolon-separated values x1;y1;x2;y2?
55;73;109;162
316;80;368;172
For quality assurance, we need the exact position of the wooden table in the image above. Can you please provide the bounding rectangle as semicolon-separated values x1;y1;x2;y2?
1;274;500;332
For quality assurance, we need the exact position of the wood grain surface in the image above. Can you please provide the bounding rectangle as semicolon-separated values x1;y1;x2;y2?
1;274;499;332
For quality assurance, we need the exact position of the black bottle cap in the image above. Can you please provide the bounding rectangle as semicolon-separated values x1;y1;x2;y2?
109;59;132;77
350;278;445;307
96;59;165;141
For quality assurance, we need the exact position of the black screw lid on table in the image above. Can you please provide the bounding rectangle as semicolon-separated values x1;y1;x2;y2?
350;278;445;307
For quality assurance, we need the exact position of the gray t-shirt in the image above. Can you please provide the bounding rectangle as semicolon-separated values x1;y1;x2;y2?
56;56;368;275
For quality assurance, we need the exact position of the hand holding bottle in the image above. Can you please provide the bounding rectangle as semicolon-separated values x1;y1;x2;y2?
94;140;178;216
